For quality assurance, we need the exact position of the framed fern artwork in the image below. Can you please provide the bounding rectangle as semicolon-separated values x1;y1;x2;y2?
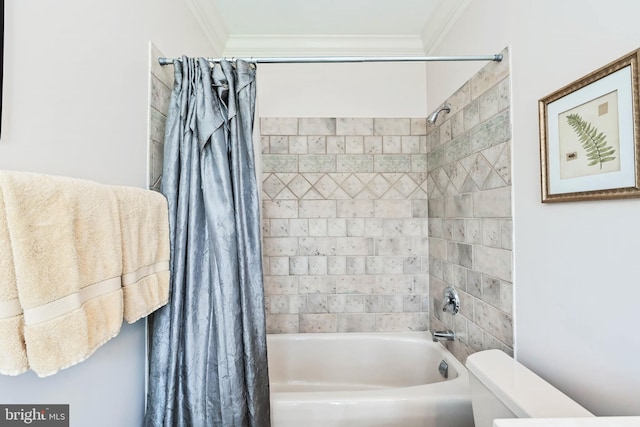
539;48;640;202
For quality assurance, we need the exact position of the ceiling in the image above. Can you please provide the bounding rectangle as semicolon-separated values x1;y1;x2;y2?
187;0;471;56
214;0;442;36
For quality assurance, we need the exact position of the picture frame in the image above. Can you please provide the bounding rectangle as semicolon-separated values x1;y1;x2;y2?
538;48;640;202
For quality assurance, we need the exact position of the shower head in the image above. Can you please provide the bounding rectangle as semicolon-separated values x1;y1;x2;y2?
427;103;451;125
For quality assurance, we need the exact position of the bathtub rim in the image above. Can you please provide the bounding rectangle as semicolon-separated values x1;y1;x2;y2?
267;331;470;403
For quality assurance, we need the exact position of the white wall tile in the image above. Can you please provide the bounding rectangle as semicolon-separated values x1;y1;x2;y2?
345;136;365;153
337;314;376;332
328;256;347;275
299;314;337;332
364;136;383;154
262;116;431;334
308;256;328;275
299;118;336;135
326;136;346;154
264;276;299;295
299;276;336;294
261;118;298;135
266;314;299;333
426;56;513;360
337;118;374;136
307;136;327;154
346;256;366;275
289;256;309;275
289;136;308;154
375;313;428;332
299;200;336;218
411;118;427;136
374;118;411;136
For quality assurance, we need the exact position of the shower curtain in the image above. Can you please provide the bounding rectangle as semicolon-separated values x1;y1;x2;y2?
144;57;270;427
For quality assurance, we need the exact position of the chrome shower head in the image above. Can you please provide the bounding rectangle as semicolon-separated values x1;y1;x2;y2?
427;103;451;125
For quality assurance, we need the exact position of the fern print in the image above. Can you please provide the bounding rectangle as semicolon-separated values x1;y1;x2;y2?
565;113;616;169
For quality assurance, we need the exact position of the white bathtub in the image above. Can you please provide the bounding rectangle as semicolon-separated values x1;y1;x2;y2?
267;332;473;427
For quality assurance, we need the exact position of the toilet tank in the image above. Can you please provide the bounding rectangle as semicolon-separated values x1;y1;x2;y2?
466;350;593;427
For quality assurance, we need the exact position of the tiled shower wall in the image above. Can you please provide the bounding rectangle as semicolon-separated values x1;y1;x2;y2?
148;48;514;351
428;48;513;362
261;118;430;333
148;43;172;191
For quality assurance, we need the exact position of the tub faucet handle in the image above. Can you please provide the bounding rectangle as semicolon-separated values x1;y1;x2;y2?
442;286;460;315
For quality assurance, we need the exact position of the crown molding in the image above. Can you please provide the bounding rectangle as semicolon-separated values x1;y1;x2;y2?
421;0;472;54
223;35;426;58
184;0;229;55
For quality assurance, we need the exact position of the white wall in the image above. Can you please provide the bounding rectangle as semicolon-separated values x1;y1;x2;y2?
0;0;216;183
427;0;640;416
0;1;214;425
257;62;427;118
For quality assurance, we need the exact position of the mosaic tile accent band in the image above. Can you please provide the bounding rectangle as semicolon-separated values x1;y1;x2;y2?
261;117;430;333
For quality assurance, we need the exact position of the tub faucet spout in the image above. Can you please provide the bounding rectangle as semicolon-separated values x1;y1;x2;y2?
432;330;455;342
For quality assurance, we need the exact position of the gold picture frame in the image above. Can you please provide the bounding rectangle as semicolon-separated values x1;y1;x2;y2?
539;48;640;202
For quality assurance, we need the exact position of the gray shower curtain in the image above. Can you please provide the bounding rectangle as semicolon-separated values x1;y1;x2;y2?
144;57;270;427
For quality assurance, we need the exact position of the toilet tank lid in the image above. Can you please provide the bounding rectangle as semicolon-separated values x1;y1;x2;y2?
466;350;594;419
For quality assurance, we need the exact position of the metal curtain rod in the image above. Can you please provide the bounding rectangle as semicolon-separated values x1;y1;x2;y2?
157;54;503;66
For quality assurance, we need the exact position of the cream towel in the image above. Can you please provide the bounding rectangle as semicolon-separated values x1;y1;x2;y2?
0;188;28;375
114;186;170;324
0;171;124;377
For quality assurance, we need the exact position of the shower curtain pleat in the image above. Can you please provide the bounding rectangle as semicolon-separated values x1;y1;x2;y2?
144;57;270;427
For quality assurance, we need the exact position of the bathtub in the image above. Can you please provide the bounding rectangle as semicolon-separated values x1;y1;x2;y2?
267;332;473;427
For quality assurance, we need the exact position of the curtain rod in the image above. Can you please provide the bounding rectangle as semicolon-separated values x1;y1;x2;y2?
157;54;503;66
